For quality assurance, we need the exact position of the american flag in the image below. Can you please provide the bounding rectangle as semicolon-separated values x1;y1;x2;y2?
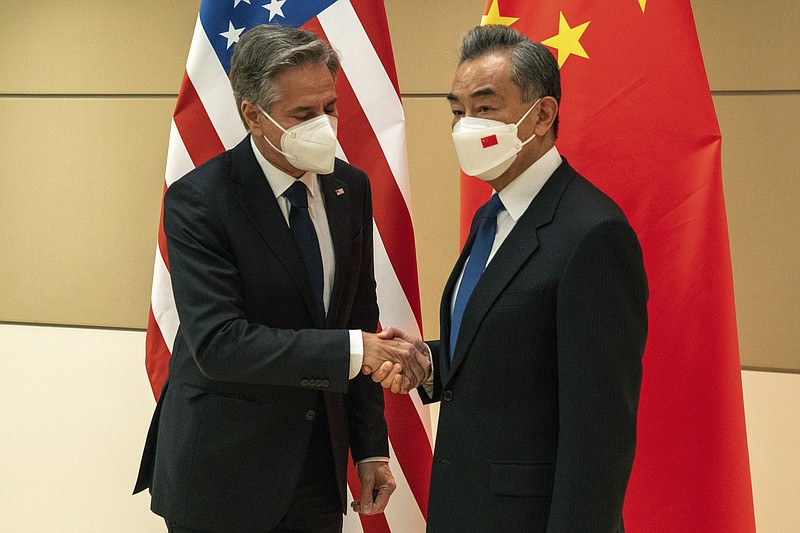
145;1;432;531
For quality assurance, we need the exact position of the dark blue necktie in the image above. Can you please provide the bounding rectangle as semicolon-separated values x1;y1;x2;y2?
284;180;325;326
450;194;505;359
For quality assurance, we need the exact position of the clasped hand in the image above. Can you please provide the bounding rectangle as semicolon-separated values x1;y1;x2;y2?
361;328;431;394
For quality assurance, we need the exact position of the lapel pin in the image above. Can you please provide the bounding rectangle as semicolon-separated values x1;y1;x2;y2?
335;188;345;196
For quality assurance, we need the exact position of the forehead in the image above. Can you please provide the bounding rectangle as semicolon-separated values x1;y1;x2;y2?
450;52;520;102
273;62;336;108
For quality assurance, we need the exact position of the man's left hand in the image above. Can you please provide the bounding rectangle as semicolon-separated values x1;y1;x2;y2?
351;461;396;515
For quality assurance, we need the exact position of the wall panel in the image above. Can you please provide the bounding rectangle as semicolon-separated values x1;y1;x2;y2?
715;93;800;370
404;97;462;339
0;0;198;94
385;0;485;95
693;0;800;91
0;97;172;327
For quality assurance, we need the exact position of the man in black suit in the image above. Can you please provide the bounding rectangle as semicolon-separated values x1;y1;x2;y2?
374;25;648;532
134;25;429;533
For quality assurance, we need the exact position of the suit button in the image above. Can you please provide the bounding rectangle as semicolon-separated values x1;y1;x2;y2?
305;410;316;421
321;379;330;388
315;379;323;387
442;390;453;401
301;379;309;387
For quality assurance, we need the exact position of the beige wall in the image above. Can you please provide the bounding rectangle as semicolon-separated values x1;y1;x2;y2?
0;0;797;369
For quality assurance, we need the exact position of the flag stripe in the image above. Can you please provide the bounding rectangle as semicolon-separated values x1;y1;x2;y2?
383;440;428;531
383;391;432;517
190;17;247;149
150;245;179;351
164;120;195;187
347;0;401;96
145;308;170;397
172;73;225;166
329;70;422;327
318;2;413;209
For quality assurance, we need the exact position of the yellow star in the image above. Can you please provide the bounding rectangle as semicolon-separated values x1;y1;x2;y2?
638;0;647;13
542;12;590;68
480;0;519;27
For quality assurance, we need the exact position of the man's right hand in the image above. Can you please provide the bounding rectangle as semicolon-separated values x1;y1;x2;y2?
361;331;430;391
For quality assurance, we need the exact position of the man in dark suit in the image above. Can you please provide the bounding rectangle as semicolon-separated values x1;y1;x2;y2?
373;25;648;532
134;25;428;533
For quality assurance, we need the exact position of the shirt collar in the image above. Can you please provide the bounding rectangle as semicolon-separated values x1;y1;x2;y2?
497;146;561;222
250;135;317;198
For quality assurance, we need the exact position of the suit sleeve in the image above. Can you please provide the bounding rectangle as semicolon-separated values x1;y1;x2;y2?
164;176;351;392
342;174;389;461
548;218;648;533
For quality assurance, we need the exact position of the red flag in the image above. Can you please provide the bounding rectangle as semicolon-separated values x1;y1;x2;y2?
459;1;754;530
145;1;432;530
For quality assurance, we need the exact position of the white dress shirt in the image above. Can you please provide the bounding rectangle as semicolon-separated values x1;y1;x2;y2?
250;138;364;379
451;146;563;314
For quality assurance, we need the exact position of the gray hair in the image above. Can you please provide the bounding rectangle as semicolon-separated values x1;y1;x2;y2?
459;25;561;137
230;24;340;126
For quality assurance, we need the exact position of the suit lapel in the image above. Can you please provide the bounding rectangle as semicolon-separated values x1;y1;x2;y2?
319;173;350;327
445;159;576;382
230;138;319;324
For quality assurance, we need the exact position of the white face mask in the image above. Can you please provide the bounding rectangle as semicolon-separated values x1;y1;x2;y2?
451;99;540;181
259;107;338;175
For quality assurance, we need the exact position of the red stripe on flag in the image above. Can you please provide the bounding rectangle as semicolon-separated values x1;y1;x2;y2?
383;391;431;517
157;182;169;270
145;307;170;400
346;0;401;96
172;72;226;168
347;459;393;533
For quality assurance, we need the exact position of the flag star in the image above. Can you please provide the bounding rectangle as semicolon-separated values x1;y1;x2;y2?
638;0;647;13
220;21;245;49
542;12;590;68
263;0;286;22
234;0;251;7
480;0;519;27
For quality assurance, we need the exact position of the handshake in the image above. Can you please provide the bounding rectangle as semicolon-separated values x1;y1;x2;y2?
361;328;431;394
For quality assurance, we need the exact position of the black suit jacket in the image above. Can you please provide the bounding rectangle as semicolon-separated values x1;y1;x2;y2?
134;137;388;531
422;158;648;532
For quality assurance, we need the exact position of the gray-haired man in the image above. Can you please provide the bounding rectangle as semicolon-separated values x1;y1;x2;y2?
134;24;429;532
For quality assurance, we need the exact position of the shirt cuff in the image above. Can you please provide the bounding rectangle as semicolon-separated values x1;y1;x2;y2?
348;330;364;379
356;456;390;465
422;342;434;396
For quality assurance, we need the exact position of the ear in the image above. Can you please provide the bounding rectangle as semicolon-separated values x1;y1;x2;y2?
534;96;559;137
241;101;263;136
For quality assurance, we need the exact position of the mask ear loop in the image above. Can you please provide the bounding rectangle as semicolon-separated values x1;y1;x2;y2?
257;106;298;162
516;98;542;147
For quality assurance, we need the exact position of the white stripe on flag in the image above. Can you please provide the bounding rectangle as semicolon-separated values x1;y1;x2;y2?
318;1;413;211
151;243;179;352
188;16;247;150
384;438;428;532
165;120;194;187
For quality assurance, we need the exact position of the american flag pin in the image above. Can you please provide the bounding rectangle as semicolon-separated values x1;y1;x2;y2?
335;188;345;196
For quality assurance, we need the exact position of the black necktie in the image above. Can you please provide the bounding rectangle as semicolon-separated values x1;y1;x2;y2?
284;180;325;326
450;194;505;359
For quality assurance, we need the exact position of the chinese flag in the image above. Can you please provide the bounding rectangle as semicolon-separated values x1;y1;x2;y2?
460;1;756;531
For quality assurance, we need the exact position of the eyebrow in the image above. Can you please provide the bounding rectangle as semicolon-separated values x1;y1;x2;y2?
446;88;497;102
290;98;337;113
470;88;497;98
